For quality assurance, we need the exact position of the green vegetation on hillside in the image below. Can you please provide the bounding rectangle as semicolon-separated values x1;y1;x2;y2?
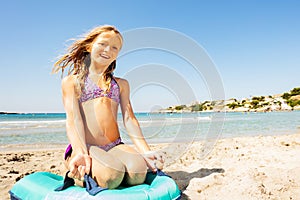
282;87;300;108
158;87;300;113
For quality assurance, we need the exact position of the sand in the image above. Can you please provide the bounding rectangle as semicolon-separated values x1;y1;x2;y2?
1;132;300;200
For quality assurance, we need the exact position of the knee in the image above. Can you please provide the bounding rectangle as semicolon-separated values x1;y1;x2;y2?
124;155;147;185
93;165;125;189
89;146;126;189
124;151;148;173
124;170;147;186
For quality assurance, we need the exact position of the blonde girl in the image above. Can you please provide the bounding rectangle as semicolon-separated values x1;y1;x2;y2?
53;25;164;189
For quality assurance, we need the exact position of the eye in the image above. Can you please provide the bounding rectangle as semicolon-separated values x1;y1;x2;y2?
112;46;118;51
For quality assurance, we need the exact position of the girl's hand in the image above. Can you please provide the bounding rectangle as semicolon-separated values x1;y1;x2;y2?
68;154;91;181
142;151;164;173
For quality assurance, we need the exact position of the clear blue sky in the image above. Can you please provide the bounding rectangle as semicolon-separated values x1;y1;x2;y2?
1;0;299;113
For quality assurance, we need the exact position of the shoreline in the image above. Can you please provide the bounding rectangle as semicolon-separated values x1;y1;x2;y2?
1;128;299;152
1;132;300;199
1;109;299;115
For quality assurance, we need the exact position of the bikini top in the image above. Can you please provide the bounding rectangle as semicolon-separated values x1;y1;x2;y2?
79;76;120;104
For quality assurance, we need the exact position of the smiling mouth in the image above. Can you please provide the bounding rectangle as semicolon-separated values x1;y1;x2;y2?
100;54;110;59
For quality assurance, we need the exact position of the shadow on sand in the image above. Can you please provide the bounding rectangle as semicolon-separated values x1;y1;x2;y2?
166;168;225;200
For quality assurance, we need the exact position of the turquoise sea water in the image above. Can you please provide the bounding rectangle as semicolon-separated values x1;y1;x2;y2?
0;111;299;146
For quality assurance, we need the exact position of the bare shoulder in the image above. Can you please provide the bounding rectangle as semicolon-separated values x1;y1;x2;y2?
114;77;129;92
62;75;77;88
61;75;78;95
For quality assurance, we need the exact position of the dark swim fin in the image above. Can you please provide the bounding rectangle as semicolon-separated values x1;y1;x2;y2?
156;169;172;178
54;171;75;191
55;171;108;196
84;174;108;195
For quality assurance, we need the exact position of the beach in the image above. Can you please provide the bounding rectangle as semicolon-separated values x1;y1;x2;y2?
1;132;300;200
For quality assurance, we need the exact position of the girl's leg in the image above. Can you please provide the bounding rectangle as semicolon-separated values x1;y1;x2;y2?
89;146;125;189
64;146;125;189
108;144;147;185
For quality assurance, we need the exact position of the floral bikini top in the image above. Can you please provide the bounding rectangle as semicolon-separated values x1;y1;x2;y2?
79;76;120;104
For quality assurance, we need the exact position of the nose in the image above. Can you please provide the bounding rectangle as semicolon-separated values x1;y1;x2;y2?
104;45;111;52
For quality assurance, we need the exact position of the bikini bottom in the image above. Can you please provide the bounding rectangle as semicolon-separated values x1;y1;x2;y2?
64;137;124;160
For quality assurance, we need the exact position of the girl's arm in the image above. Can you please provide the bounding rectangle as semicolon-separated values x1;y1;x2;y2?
61;75;90;177
119;79;150;153
118;78;164;171
62;75;87;155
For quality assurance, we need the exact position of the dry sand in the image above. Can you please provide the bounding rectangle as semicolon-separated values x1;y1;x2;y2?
1;133;300;200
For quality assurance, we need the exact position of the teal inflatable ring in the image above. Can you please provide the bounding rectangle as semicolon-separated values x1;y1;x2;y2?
10;171;181;200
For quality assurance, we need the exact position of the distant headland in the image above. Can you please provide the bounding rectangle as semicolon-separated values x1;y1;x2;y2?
156;87;300;113
0;112;18;115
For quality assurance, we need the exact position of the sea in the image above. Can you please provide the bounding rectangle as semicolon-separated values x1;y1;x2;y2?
0;111;300;147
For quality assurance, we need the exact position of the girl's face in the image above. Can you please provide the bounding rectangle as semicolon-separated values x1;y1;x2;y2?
88;31;122;69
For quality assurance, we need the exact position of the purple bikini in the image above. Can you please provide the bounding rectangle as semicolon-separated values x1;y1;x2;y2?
79;76;120;103
64;75;123;160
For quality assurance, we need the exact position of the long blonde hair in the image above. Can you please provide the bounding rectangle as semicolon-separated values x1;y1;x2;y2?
52;25;123;96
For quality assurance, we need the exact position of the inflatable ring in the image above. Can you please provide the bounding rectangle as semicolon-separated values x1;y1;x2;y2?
10;171;181;200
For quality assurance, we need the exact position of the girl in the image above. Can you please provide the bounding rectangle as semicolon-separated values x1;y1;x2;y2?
52;25;164;189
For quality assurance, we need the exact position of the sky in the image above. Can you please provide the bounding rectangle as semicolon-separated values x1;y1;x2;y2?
0;0;299;113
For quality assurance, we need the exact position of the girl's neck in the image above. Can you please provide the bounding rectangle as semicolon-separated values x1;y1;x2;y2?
88;68;105;86
89;69;104;77
89;64;108;76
